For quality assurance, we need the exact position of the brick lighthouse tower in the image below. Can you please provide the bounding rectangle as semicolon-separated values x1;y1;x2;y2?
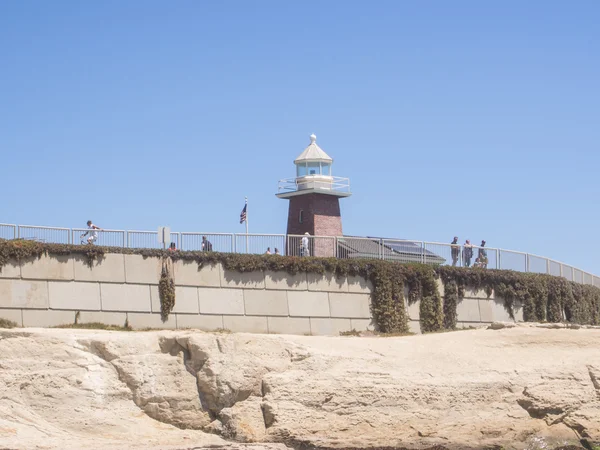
276;134;351;257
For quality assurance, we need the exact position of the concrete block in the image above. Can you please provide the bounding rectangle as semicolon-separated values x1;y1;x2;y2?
0;279;49;309
0;309;22;327
347;275;373;294
287;291;330;317
350;318;374;332
174;261;221;287
0;260;20;279
436;278;445;297
127;312;176;330
74;254;126;283
223;315;268;333
150;286;201;315
328;293;371;319
267;317;311;335
77;311;128;327
307;273;348;292
20;254;73;281
198;287;244;315
407;299;420;321
478;299;494;322
124;254;161;285
221;268;265;289
100;283;152;312
244;290;288;316
309;318;353;336
173;286;200;314
150;285;160;313
176;314;224;331
48;281;101;311
488;298;514;322
513;300;524;322
22;309;77;328
456;298;481;323
265;271;308;290
409;320;421;334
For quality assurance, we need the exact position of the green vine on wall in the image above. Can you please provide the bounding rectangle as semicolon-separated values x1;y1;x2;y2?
1;240;600;332
158;259;176;321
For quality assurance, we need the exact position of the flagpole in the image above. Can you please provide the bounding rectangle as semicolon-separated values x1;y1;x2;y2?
245;197;249;253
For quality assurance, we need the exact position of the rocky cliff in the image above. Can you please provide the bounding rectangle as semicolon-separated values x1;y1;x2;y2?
0;325;599;450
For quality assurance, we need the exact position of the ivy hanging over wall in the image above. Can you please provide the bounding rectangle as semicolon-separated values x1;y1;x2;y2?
158;259;176;321
1;240;600;332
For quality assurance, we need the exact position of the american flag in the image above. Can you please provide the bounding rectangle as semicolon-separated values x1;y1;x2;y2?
239;204;247;224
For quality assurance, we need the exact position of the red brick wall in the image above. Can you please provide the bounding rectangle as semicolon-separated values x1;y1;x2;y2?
284;194;343;257
285;193;343;237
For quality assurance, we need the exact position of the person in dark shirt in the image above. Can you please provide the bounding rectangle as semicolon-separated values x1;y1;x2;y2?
451;236;460;266
463;240;474;267
202;236;213;252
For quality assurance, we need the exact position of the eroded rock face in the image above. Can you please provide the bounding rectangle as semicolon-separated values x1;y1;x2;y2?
0;326;599;450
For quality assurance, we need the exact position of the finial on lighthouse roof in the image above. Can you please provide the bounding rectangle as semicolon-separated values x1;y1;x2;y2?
294;133;333;163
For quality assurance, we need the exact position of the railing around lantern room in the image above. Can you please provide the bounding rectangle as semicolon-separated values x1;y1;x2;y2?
277;176;351;194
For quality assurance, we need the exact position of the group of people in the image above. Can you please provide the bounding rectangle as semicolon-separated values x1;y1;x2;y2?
83;224;489;270
450;237;488;268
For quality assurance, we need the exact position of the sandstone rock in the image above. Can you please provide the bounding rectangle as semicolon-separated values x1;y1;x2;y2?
0;327;599;450
219;396;267;442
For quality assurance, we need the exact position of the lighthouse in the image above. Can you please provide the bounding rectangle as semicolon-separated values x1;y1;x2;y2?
276;134;351;256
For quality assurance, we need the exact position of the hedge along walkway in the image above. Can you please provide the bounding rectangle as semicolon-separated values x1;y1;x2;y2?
1;240;599;333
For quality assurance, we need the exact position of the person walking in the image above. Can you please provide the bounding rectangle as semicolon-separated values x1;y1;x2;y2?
451;236;460;266
201;236;213;252
81;220;101;245
463;239;474;267
301;232;310;257
478;240;488;269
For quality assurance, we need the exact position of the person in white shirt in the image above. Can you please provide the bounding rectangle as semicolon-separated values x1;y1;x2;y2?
81;220;101;245
301;232;310;257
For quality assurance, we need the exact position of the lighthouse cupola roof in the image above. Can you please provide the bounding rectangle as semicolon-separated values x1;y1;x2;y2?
293;134;333;164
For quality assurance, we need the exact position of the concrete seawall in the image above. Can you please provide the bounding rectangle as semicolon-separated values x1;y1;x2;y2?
0;254;522;333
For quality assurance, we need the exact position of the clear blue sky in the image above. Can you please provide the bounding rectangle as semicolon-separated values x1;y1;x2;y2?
1;1;599;273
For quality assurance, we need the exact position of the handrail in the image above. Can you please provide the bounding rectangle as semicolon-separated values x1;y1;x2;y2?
0;223;597;285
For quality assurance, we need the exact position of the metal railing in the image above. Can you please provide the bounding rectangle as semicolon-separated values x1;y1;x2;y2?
1;222;598;287
277;176;351;194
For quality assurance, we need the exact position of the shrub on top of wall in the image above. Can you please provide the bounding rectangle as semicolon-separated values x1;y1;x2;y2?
1;240;599;332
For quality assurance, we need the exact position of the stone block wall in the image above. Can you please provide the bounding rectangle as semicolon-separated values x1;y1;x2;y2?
0;253;521;334
0;254;373;335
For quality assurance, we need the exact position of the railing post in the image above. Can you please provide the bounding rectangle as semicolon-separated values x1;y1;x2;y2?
497;249;501;270
380;239;384;260
127;231;131;248
233;234;237;253
230;234;235;254
421;242;425;264
546;258;550;275
17;226;21;239
572;267;575;282
526;254;530;272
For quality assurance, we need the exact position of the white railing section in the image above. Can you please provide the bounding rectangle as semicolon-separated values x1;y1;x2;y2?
1;223;598;287
277;176;351;194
